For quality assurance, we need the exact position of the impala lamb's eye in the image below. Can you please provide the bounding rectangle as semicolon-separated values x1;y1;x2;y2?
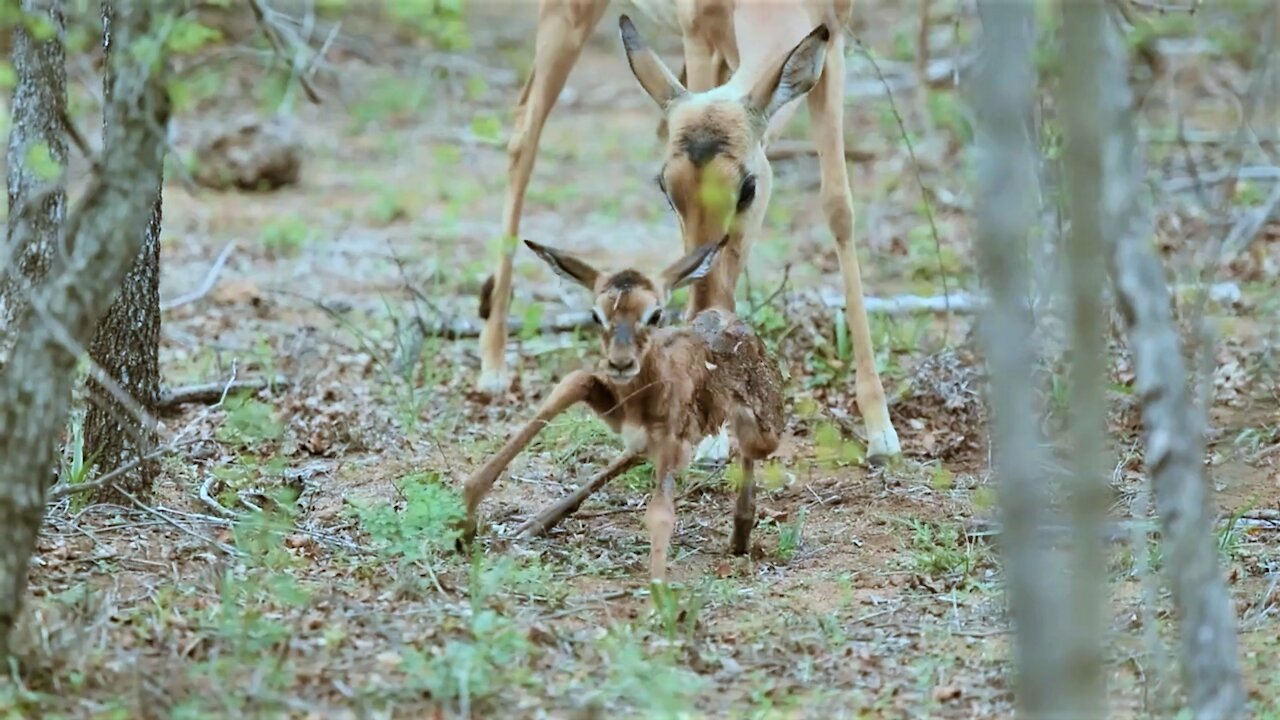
645;308;664;327
591;308;606;326
737;175;757;212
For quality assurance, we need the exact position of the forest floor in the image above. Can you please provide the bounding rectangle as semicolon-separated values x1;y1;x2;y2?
6;2;1280;718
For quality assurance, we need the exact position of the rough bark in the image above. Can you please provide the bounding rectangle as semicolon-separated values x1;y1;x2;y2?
0;0;169;661
83;0;163;504
1097;7;1247;718
0;0;68;371
970;1;1072;715
1058;0;1113;712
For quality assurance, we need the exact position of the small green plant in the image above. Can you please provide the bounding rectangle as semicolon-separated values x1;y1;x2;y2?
777;508;807;561
260;215;313;257
589;623;704;718
350;471;465;563
649;580;710;642
215;394;284;449
905;519;978;580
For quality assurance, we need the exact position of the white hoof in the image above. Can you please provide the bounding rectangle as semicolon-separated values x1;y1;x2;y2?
866;424;902;465
692;428;731;468
476;367;511;396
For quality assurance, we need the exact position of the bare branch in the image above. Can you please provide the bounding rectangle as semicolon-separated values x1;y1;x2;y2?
970;1;1069;714
159;240;236;312
1060;1;1119;709
247;0;323;104
1098;3;1247;716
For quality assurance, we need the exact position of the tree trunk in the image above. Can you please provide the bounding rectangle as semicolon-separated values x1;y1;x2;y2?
1094;5;1247;717
0;0;168;661
1059;0;1114;712
0;0;68;372
970;1;1076;715
83;0;163;504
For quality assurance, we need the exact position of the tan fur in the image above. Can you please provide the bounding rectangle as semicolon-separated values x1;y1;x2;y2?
461;240;783;582
475;0;901;464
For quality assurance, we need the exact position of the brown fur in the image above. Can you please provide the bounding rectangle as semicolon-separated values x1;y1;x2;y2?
459;239;783;582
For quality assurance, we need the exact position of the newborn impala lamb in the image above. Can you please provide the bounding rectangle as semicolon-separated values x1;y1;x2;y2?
460;237;784;582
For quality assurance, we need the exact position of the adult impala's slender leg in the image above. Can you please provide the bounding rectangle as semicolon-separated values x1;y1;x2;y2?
805;33;902;462
477;0;611;395
461;370;605;545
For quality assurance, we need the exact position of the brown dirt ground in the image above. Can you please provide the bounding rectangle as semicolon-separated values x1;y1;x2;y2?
9;2;1280;719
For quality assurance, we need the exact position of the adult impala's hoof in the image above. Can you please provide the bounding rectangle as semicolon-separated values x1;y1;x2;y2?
866;426;902;468
475;367;511;397
692;428;730;469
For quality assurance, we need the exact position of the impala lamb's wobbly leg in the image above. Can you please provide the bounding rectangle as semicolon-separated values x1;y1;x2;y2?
732;457;756;555
477;0;611;395
460;369;619;547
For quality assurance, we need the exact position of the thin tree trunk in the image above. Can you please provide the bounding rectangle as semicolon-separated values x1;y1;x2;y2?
970;1;1074;715
83;0;163;503
1059;0;1113;712
0;0;168;661
0;0;68;372
1096;5;1247;716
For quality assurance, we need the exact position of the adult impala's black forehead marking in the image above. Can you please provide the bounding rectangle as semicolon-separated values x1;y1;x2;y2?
603;270;655;293
676;124;729;168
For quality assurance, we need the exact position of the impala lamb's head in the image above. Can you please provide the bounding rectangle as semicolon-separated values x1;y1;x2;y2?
618;15;831;253
523;237;728;383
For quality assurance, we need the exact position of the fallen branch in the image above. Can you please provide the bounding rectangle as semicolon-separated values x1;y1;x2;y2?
157;375;287;409
198;474;236;518
426;279;1248;339
968;511;1280;542
429;293;980;339
845;52;974;99
513;451;643;538
765;139;876;163
160;241;235;312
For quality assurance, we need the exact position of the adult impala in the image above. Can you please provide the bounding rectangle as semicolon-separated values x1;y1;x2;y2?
475;0;901;462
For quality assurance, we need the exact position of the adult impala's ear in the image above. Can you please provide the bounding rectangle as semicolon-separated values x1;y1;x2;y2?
744;24;831;121
524;240;601;291
620;14;687;109
660;235;729;295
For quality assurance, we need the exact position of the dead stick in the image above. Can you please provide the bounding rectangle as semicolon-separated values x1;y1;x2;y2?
161;241;236;312
766;139;876;163
158;376;288;409
514;452;643;538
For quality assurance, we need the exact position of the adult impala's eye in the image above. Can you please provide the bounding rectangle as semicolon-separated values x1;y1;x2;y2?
737;175;757;212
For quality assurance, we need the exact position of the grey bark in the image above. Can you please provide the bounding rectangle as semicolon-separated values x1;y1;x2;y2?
83;0;163;503
0;0;68;372
1058;0;1113;712
970;2;1073;716
0;0;169;660
1096;6;1247;718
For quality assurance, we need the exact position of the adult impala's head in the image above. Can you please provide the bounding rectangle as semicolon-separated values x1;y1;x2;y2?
618;15;830;305
524;237;728;383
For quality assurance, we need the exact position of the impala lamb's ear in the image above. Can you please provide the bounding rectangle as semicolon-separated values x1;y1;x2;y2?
524;240;601;291
661;235;730;294
619;14;687;109
745;24;831;121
